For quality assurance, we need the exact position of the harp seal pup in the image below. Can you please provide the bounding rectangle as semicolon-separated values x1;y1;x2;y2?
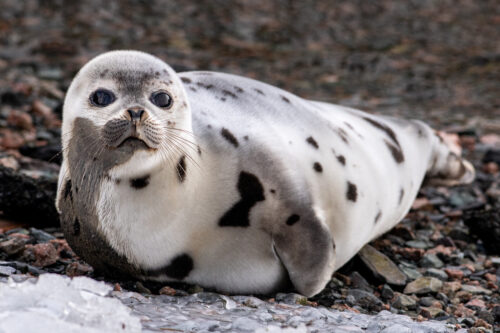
56;50;475;297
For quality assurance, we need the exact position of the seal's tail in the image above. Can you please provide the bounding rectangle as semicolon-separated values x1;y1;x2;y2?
424;131;475;187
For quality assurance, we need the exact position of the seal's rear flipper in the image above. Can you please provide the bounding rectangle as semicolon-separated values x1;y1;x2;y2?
424;132;475;187
271;209;336;297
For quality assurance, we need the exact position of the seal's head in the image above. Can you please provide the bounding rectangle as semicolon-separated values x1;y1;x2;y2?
62;50;191;178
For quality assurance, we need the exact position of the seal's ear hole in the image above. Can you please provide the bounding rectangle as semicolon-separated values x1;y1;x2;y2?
150;91;173;109
89;89;116;107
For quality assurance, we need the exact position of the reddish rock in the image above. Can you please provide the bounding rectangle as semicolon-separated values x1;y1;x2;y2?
397;247;425;261
453;303;476;317
66;261;93;277
31;243;58;267
159;286;176;296
32;100;61;128
442;281;462;295
0;156;19;170
474;318;492;329
483;162;499;174
411;197;432;210
0;129;26;149
7;110;33;130
427;245;455;257
0;237;27;256
445;267;464;280
465;298;486;309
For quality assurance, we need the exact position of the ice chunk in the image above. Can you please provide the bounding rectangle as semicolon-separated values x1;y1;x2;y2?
0;273;141;333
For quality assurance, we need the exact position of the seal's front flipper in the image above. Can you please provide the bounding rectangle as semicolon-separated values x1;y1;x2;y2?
272;210;336;297
424;132;475;186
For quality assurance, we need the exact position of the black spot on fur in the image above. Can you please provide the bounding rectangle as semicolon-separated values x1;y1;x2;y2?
64;179;72;201
73;218;80;236
385;140;405;163
286;214;300;226
243;136;249;141
399;188;405;204
254;88;265;95
196;82;214;90
115;179;121;185
189;87;197;92
181;77;192;84
197;146;202;155
313;162;323;173
281;95;290;103
219;172;265;227
144;253;194;280
337;155;346;165
130;175;150;189
164;253;194;279
176;156;187;182
270;189;276;194
337;128;349;144
306;136;319;149
363;117;399;146
374;211;382;224
346;181;358;202
234;86;244;93
221;128;239;148
222;90;237;98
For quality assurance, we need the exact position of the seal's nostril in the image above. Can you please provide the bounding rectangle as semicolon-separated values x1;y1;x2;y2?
127;109;145;121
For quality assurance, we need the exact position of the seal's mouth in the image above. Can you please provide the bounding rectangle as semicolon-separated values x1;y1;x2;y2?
116;137;150;150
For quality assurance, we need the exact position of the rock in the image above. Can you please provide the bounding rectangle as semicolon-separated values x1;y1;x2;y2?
0;265;16;276
6;110;33;131
0;237;27;256
29;228;56;243
65;261;93;277
30;243;59;267
398;264;422;281
404;277;443;295
483;148;500;165
442;281;462;294
349;271;372;292
444;267;464;280
425;268;448;281
380;284;394;300
492;306;500;323
391;293;416;310
405;240;431;249
275;293;307;305
419;306;445;319
357;244;406;286
347;289;383;311
420;253;444;268
159;286;176;296
460;284;492;295
465;298;486;309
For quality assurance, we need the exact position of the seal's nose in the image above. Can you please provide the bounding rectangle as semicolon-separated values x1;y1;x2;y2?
127;109;145;121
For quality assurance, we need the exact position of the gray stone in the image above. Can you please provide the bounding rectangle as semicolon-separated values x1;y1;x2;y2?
381;284;394;300
404;277;443;294
349;271;373;292
0;265;16;276
460;284;492;295
420;253;444;268
392;293;417;310
405;240;432;249
347;289;382;311
29;228;56;243
275;293;307;305
399;264;423;281
425;268;448;281
357;244;407;286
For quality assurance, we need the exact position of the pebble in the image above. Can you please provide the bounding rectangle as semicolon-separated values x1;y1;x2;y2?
0;237;27;256
275;293;308;305
404;277;443;295
460;284;492;295
420;306;445;319
0;265;16;276
357;245;407;286
391;293;417;310
444;267;464;280
425;268;448;281
420;253;444;268
29;227;56;243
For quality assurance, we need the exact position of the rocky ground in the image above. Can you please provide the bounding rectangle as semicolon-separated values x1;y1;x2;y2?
0;0;499;332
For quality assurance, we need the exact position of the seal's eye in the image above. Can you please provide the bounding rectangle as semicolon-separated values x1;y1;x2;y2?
90;89;116;107
150;91;173;109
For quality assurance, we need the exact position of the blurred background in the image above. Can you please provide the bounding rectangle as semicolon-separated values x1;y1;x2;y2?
1;0;498;128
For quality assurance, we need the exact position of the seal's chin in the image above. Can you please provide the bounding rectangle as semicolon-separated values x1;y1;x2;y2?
116;137;150;151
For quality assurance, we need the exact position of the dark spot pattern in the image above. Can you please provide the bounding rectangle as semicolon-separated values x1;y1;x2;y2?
196;82;214;90
374;211;382;224
115;179;121;185
181;77;192;84
243;136;249;141
270;189;276;194
286;214;300;226
64;179;72;201
337;128;349;144
337;155;346;166
385;140;405;163
399;188;405;204
189;87;197;92
281;95;290;103
219;172;265;227
130;175;150;189
234;86;244;93
176;156;187;182
254;88;265;95
197;146;202;155
363;117;405;163
221;128;239;148
146;253;194;280
313;162;323;173
73;218;80;236
346;181;358;202
222;90;237;98
306;136;319;149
